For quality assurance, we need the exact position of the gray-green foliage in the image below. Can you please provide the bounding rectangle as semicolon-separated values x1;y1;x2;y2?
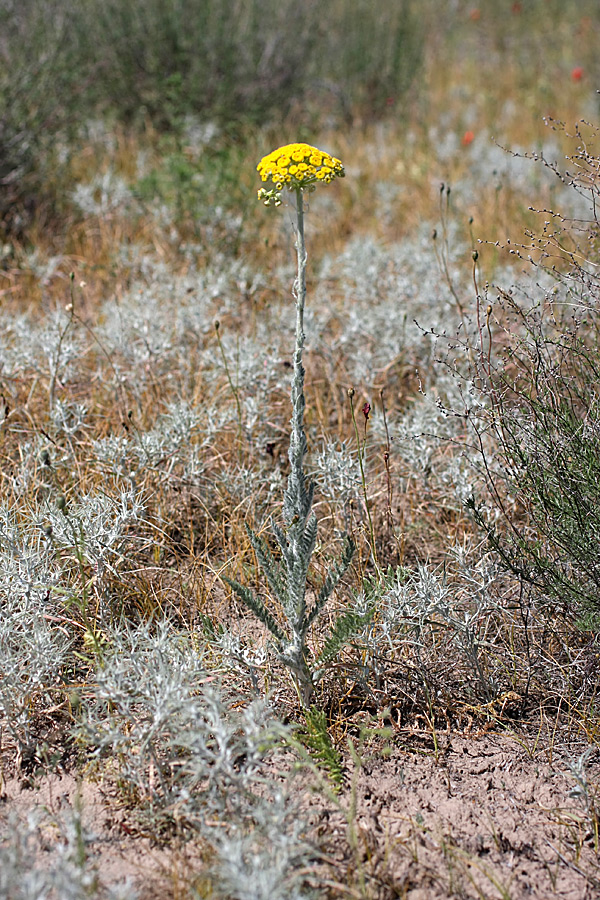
0;504;71;748
209;790;316;900
353;554;504;703
225;190;366;706
0;808;133;900
0;593;71;749
80;623;287;823
0;481;147;749
225;509;361;706
79;624;319;897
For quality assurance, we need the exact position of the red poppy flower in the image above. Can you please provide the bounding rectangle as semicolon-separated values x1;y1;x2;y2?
462;130;475;146
571;67;584;81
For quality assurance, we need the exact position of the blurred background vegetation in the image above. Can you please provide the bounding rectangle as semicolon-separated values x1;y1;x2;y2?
1;0;599;242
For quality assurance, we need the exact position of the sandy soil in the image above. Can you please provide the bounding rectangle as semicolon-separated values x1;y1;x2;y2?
1;723;599;899
310;725;600;899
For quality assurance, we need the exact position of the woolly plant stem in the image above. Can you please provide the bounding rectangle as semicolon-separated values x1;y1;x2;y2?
287;187;314;704
284;187;309;527
294;187;306;387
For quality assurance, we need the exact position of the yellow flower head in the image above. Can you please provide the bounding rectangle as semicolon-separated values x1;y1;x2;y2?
257;142;344;206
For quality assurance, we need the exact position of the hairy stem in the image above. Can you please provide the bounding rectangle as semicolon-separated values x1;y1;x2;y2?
283;187;310;527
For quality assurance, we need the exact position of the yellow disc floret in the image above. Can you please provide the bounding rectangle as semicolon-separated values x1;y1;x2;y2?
257;142;344;206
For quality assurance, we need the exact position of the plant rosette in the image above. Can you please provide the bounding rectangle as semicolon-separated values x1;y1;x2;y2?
257;142;345;206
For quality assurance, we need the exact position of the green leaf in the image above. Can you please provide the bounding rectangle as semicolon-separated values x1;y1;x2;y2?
299;706;343;790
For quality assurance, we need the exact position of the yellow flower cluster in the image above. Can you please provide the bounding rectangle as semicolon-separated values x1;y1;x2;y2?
257;142;344;205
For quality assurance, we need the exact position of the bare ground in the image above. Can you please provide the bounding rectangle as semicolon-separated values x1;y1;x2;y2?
310;724;600;899
2;719;599;899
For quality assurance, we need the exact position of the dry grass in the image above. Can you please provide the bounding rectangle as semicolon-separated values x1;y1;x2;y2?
2;5;600;898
